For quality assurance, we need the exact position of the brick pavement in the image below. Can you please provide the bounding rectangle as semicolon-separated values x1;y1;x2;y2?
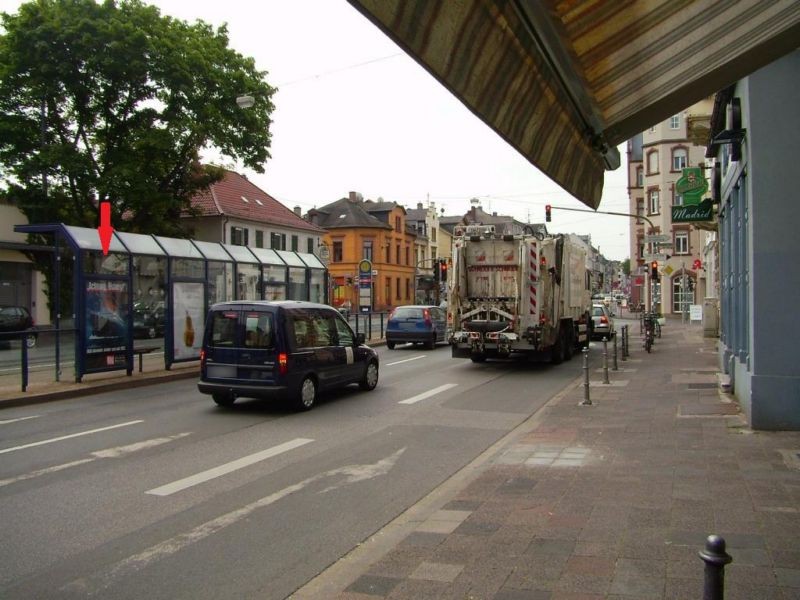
299;317;800;600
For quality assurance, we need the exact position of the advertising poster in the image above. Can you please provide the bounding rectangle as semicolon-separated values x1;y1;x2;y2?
173;282;205;360
85;280;129;371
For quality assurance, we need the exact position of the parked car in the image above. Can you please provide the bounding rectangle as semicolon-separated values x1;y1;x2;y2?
590;303;615;340
132;301;166;339
198;301;379;411
385;305;447;350
0;306;37;348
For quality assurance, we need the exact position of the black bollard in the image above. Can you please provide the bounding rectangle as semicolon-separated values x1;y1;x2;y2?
699;535;732;600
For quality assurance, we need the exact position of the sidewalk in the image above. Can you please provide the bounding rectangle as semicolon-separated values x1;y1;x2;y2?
297;317;800;600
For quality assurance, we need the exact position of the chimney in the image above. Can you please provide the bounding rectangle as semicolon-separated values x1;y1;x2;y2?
417;202;423;209
348;191;363;203
493;211;497;217
293;206;302;216
470;206;476;222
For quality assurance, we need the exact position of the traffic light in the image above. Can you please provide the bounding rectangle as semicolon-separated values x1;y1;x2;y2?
440;258;448;280
693;258;702;270
545;204;552;222
434;259;441;282
650;261;659;279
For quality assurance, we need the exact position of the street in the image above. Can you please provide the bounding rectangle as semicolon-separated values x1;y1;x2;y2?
0;341;593;599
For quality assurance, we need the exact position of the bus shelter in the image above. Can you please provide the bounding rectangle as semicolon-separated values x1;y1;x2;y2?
14;223;330;380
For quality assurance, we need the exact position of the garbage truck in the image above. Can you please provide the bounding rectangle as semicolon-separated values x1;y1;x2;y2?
448;225;592;363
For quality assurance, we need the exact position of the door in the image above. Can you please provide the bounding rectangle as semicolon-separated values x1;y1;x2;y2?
333;313;361;382
237;310;278;384
288;309;342;389
203;309;240;381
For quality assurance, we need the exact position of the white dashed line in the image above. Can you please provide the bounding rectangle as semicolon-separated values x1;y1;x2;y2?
399;383;459;405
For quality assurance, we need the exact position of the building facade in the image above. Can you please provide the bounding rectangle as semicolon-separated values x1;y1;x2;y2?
627;99;713;314
707;51;800;430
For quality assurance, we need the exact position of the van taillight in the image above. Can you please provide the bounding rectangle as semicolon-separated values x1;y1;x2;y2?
423;308;432;326
200;349;206;367
600;316;608;324
388;309;396;320
278;352;288;375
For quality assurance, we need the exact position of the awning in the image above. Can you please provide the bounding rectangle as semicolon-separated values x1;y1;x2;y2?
347;0;800;209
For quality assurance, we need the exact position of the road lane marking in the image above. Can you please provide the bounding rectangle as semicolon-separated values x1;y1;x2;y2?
385;355;426;366
145;437;315;496
0;414;40;425
0;420;144;455
0;433;192;488
398;383;459;405
63;448;407;595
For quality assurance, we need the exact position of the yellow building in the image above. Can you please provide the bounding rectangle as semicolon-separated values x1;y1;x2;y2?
306;193;417;312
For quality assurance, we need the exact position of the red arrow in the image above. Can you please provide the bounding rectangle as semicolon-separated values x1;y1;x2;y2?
97;201;114;256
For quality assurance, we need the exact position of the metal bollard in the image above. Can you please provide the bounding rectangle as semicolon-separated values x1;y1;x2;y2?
612;334;618;370
602;337;610;384
699;535;732;600
580;347;591;405
621;325;628;361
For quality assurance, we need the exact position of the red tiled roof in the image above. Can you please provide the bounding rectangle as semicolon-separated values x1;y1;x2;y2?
186;170;325;234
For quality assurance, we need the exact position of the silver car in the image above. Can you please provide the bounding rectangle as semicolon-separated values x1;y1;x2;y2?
591;303;615;340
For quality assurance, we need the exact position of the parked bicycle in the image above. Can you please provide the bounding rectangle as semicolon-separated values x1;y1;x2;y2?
643;312;656;353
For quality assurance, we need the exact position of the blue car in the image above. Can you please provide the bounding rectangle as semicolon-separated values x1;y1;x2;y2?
385;305;447;350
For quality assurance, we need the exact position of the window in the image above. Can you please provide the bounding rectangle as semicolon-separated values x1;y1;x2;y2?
636;199;644;224
672;147;687;171
385;243;391;263
363;239;373;261
291;235;298;251
291;312;333;348
231;227;248;246
270;232;286;250
385;278;391;302
307;238;314;254
648;190;660;215
670;114;680;129
405;246;410;266
244;312;274;348
396;244;401;264
431;228;437;242
675;232;689;254
395;216;401;231
332;241;343;262
674;193;684;207
647;150;659;175
406;278;411;299
636;166;643;187
255;230;264;248
210;310;238;347
333;316;353;347
672;277;693;313
396;278;401;299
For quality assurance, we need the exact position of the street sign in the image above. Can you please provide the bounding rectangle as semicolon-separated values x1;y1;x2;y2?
644;234;670;243
644;253;667;261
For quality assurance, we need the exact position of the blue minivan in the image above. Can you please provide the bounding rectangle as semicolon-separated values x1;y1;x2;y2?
198;301;379;411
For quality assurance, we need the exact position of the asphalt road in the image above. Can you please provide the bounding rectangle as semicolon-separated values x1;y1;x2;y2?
0;342;592;599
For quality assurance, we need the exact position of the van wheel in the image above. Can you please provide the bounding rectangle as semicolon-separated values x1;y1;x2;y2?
295;376;317;411
212;393;235;407
360;360;379;390
386;341;395;349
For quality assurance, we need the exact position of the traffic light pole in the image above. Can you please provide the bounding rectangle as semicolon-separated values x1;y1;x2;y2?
548;206;656;314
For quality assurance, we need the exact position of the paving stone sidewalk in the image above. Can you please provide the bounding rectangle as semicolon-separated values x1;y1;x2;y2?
327;319;800;600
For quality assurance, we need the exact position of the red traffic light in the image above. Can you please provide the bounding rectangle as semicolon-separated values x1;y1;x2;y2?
545;204;552;222
650;261;659;279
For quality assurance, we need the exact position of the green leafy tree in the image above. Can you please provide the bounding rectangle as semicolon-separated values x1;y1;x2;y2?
0;0;275;236
622;258;630;276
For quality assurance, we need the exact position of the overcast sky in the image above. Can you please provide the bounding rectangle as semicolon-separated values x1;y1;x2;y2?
1;0;632;261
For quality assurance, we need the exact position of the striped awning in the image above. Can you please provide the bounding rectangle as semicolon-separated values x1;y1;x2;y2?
347;0;800;209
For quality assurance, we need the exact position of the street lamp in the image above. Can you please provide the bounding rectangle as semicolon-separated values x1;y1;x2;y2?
236;95;255;109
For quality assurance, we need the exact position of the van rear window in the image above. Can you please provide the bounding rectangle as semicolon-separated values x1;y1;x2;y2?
244;312;274;349
209;311;238;347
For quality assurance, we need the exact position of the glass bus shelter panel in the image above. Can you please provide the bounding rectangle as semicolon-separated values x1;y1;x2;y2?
309;269;325;303
276;250;305;268
263;264;287;300
249;247;285;266
132;255;167;342
153;236;204;259
85;279;130;372
172;281;205;361
64;225;127;253
115;231;166;256
207;261;233;304
192;240;233;262
297;252;325;269
288;267;308;300
236;263;261;300
83;251;129;276
222;244;259;264
171;258;204;279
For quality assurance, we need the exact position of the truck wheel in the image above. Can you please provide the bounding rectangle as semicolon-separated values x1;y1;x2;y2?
550;333;565;365
470;353;487;363
563;328;574;360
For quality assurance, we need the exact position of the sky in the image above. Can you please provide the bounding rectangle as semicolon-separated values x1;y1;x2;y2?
0;0;632;261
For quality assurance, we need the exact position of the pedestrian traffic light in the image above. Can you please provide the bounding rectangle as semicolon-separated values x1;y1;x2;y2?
545;205;552;222
693;258;702;270
650;261;659;279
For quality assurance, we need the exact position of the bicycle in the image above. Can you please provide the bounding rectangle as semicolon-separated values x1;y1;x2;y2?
643;312;655;353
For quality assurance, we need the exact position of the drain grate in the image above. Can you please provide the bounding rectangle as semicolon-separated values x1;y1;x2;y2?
688;383;718;390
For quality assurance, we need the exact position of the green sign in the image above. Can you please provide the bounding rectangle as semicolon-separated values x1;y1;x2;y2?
672;199;714;223
675;167;708;206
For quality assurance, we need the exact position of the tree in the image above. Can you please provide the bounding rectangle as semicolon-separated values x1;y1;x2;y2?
621;258;630;276
0;0;275;236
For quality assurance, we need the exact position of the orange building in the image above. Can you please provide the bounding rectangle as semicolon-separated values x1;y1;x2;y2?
306;192;417;312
